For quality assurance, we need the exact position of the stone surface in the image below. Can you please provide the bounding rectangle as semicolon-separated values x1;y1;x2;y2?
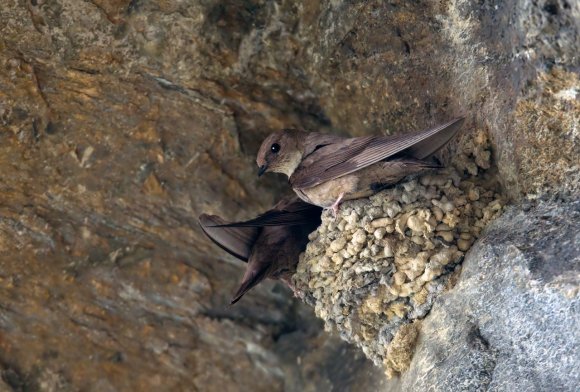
0;0;385;390
400;200;580;391
0;0;578;391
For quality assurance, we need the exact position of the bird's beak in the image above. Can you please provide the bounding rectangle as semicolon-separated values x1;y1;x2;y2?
258;165;267;177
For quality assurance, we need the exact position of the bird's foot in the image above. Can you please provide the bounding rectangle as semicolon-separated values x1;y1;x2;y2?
328;193;345;220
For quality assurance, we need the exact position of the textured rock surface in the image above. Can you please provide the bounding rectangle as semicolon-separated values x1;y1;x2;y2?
399;200;580;391
0;0;386;390
0;0;578;391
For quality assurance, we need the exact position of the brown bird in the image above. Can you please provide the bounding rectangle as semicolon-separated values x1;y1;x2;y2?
198;197;321;304
256;117;464;215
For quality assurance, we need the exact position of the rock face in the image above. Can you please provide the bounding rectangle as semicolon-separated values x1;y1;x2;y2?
0;0;386;390
0;0;578;391
400;200;580;391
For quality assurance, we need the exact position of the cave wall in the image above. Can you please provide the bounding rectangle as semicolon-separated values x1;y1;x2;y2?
0;0;578;391
0;0;386;390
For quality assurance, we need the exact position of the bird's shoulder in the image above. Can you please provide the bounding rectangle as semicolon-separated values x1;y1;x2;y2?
290;133;378;188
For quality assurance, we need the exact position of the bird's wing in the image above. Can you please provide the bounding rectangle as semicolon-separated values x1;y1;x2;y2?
290;117;464;189
208;199;322;228
403;117;465;159
230;224;308;304
198;214;259;262
289;135;378;189
230;263;270;304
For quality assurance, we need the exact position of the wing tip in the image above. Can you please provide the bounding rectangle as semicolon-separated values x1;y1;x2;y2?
229;282;252;305
198;214;255;262
198;213;222;227
447;116;466;128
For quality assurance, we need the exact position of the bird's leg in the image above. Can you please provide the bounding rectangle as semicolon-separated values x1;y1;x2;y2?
327;192;345;220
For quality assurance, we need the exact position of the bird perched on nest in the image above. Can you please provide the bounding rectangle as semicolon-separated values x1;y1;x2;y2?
199;197;321;304
256;117;464;216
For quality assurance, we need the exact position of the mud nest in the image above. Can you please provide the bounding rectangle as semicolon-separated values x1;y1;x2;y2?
293;129;505;377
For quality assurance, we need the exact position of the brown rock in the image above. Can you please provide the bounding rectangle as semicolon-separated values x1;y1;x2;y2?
1;0;578;390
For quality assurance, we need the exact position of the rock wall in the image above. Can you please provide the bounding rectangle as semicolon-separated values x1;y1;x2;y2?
288;0;578;388
398;200;580;391
1;0;385;390
0;0;578;391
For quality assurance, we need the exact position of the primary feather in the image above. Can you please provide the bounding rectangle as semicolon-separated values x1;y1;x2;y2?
290;117;464;189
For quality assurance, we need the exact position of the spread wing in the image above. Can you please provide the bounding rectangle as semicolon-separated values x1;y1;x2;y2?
208;199;322;228
290;117;464;189
230;223;310;304
199;214;259;262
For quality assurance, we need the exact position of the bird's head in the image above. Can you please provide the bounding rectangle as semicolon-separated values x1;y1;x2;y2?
256;129;305;178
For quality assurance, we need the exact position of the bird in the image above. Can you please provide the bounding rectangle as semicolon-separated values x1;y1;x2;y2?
198;197;322;304
256;117;464;216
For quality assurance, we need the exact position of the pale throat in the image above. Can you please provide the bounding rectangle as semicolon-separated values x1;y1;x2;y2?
275;151;303;177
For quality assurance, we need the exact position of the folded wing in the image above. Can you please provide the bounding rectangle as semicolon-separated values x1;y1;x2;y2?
290;117;464;189
208;200;322;228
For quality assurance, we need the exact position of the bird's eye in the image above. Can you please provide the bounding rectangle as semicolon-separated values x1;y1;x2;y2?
271;143;280;153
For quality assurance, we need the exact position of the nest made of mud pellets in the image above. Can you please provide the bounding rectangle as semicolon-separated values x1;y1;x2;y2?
292;129;504;378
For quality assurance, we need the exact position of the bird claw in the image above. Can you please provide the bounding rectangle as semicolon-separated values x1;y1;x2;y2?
327;193;345;221
331;205;340;220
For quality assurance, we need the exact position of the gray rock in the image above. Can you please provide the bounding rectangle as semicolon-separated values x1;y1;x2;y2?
400;200;580;391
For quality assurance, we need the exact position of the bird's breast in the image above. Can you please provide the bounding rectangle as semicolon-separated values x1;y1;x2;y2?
295;174;360;208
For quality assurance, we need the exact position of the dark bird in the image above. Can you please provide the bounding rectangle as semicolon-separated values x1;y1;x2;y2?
256;117;464;215
199;197;322;304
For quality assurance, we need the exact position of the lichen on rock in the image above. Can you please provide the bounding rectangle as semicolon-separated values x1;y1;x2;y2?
293;130;505;377
514;67;580;197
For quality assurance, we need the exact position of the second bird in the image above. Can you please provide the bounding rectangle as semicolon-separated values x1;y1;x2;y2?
199;197;321;304
256;117;464;215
